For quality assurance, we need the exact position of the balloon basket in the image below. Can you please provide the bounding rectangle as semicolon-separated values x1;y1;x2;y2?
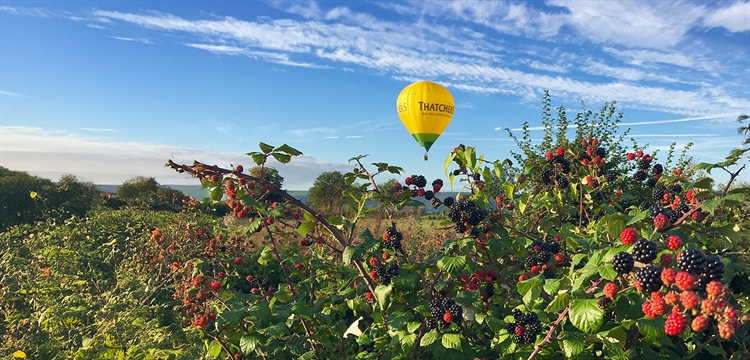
423;153;428;161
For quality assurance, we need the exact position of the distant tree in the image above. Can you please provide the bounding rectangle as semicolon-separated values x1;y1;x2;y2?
117;176;159;207
0;166;53;231
307;171;351;214
53;174;102;217
377;178;397;199
250;166;284;203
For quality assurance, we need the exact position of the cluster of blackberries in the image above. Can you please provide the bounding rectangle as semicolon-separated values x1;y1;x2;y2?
407;174;427;188
650;206;681;224
547;154;572;174
612;252;635;275
525;241;561;278
383;226;403;250
447;199;488;233
245;277;272;294
540;169;570;188
637;266;664;293
426;298;463;329
359;342;375;353
299;238;314;247
506;309;542;344
678;248;724;292
597;296;613;309
632;238;658;263
373;264;399;285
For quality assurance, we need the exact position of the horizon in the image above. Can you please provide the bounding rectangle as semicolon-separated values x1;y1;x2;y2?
1;1;749;189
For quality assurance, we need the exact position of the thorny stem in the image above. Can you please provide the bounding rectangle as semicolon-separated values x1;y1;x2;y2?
686;335;718;359
207;332;234;360
165;160;380;302
720;164;746;197
527;277;604;360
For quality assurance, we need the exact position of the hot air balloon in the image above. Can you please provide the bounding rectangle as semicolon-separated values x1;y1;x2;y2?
396;81;455;160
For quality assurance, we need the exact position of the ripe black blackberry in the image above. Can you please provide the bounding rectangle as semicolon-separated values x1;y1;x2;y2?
639;201;651;211
638;158;651;170
527;321;542;335
432;179;444;187
612;252;635;275
547;242;561;254
387;263;400;277
525;256;538;268
676;203;690;214
555;175;569;188
595;147;607;158
646;178;657;188
512;308;524;323
636;266;663;293
652;187;665;201
425;317;438;330
447;199;487;228
704;255;724;282
577;150;589;160
472;173;481;182
559;159;571;173
537;251;551;264
424;190;434;200
506;322;517;333
652;163;664;175
452;169;462;176
605;172;616;183
649;206;664;220
666;209;680;223
670;184;682;193
484;283;495;298
521;331;536;344
260;278;271;288
633;170;647;181
542;269;554;279
359;341;375;353
443;197;455;207
632;238;658;263
540;169;553;184
597;297;613;309
410;175;428;188
453;223;467;233
678;248;706;275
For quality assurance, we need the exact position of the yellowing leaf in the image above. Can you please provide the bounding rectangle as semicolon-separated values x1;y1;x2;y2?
13;351;26;359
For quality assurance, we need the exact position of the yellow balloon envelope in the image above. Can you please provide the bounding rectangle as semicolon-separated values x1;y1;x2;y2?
396;81;455;158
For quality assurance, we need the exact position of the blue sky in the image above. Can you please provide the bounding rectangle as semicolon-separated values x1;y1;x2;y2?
1;1;749;189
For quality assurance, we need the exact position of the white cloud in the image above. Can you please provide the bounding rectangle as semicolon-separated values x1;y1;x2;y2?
110;36;152;44
0;126;350;189
0;90;21;96
81;127;117;132
703;1;750;33
345;135;363;139
0;6;50;17
503;114;737;131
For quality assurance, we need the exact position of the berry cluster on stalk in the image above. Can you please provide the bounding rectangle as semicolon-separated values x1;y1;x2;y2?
382;226;403;251
506;309;543;344
426;298;464;329
522;240;562;279
447;199;488;235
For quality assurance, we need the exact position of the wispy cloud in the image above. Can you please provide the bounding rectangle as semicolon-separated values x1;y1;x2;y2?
81;127;117;132
502;114;736;131
0;90;21;96
0;6;50;17
345;135;363;139
87;7;749;116
0;126;350;189
110;36;152;44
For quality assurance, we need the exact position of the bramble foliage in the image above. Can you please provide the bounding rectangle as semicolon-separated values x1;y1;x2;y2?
3;100;749;360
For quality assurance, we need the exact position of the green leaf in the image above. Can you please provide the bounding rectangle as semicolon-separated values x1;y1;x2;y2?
560;339;584;358
485;316;505;334
441;333;462;350
29;191;37;199
240;194;262;209
704;345;727;356
257;245;273;266
248;303;271;322
296;221;314;237
421;330;439;347
543;278;561;296
700;198;721;214
342;246;364;265
240;335;259;354
517;276;542;296
251;153;265;165
444;153;455;174
437;256;467;275
569;299;605;333
275;144;302;156
210;187;224;201
271;153;291;164
598;264;618;281
218;309;245;326
407;322;422;334
545;292;569;313
375;284;392;311
208;340;222;358
259;142;275;153
627;210;649;225
638;317;665;342
258;323;288;338
693;177;714;189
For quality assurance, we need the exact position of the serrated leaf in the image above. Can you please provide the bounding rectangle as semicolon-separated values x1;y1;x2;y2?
359;228;376;242
218;309;245;326
561;339;584;358
258;142;275;153
598;264;618;281
275;144;302;156
257;245;273;266
375;284;392;311
251;153;265;165
271;153;291;164
441;333;462;350
296;221;314;237
210;187;224;201
638;317;665;342
517;276;542;296
704;345;727;356
700;198;721;214
208;340;222;358
407;322;422;333
240;194;262;209
342;246;363;265
546;292;569;313
569;299;605;333
543;278;561;295
437;256;467;275
240;335;259;354
421;330;439;347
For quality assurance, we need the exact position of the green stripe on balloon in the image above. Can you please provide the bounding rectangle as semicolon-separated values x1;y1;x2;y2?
412;133;440;152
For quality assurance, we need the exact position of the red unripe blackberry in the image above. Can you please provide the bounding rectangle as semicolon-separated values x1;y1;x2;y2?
294;263;303;269
366;291;373;299
211;281;221;292
675;271;695;291
706;281;723;297
718;323;735;339
443;311;453;323
546;151;554;161
393;182;402;191
234;257;243;265
603;282;618;299
642;302;657;318
246;275;253;282
519;273;531;281
680;291;699;309
418;189;425;197
238;177;247;186
369;258;378;267
636;150;644;158
660;253;673;267
664;291;678;306
620;227;638;245
211;174;220;183
382;252;390;260
266;218;274;225
554;254;563;263
686;189;695;202
404;176;412;185
691;315;708;332
627;152;635;160
664;311;686;336
237;210;246;219
653;213;669;229
701;299;716;315
661;268;676;284
666;235;682;250
467;281;479;291
217;271;226;279
432;183;441;193
531;265;540;274
555;147;565;156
